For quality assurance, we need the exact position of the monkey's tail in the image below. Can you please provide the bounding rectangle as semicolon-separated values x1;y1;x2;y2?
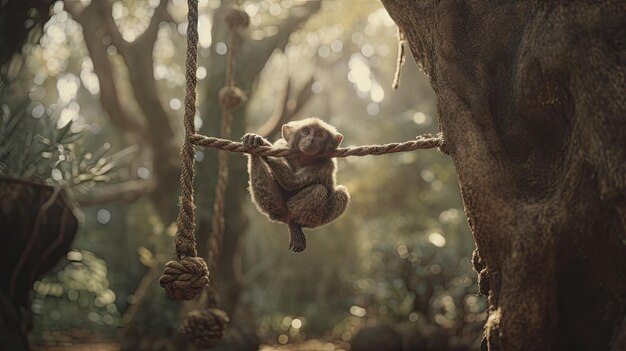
288;222;307;252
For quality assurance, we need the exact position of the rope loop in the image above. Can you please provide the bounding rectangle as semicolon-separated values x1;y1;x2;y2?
183;308;230;349
219;86;247;109
159;256;209;300
225;7;250;30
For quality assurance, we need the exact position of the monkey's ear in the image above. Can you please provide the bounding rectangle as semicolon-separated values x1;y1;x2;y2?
334;133;344;147
282;124;294;141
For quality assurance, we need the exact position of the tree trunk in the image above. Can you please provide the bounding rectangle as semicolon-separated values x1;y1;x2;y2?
0;179;78;351
381;1;626;350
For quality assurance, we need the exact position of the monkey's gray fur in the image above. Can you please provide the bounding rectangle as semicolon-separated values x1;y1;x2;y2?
242;117;349;252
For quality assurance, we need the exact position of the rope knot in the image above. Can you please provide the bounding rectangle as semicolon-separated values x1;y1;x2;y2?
183;308;230;349
159;256;209;300
219;86;247;109
225;7;250;30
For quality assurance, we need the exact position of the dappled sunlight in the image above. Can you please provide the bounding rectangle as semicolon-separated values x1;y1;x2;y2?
1;0;482;350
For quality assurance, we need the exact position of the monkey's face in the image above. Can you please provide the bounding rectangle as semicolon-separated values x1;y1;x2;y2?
282;118;344;156
297;126;328;156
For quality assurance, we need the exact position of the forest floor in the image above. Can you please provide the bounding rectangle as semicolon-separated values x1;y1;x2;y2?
33;340;348;351
32;344;119;351
260;340;348;350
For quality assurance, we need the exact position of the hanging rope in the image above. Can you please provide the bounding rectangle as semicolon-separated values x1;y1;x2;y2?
206;6;248;295
159;0;209;302
180;3;249;350
191;133;442;156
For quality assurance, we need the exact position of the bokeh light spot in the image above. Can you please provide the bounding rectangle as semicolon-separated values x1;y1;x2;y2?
311;81;323;94
428;232;446;247
278;334;288;344
349;305;367;317
215;42;227;55
97;209;111;224
137;167;150;179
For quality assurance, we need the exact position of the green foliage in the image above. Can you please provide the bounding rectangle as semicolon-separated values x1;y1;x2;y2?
0;55;135;347
353;237;486;344
30;250;122;344
0;85;117;187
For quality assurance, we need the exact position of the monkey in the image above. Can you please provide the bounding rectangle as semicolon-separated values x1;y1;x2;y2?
242;117;350;252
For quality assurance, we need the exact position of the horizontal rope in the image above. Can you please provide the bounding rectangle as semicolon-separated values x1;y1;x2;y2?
191;133;441;157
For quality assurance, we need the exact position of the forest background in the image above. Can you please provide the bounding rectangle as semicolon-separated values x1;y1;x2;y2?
0;0;485;350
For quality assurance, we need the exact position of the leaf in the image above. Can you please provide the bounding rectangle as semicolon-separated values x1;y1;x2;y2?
33;133;52;145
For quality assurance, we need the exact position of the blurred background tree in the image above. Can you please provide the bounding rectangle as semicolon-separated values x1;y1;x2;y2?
1;0;485;350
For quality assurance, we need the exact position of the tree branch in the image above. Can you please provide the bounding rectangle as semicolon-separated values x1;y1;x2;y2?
136;0;173;47
255;77;314;139
289;77;315;118
63;1;84;20
239;0;322;83
75;178;156;207
255;77;291;138
92;0;128;54
66;0;148;138
115;0;179;164
69;0;179;164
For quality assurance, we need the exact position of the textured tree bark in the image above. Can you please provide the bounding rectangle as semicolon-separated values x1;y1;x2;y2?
381;1;626;350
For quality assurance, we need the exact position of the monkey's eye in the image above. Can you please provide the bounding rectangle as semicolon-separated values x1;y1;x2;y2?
302;128;310;135
315;132;324;138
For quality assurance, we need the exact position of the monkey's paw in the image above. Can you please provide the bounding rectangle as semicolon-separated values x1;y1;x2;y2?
241;133;272;148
